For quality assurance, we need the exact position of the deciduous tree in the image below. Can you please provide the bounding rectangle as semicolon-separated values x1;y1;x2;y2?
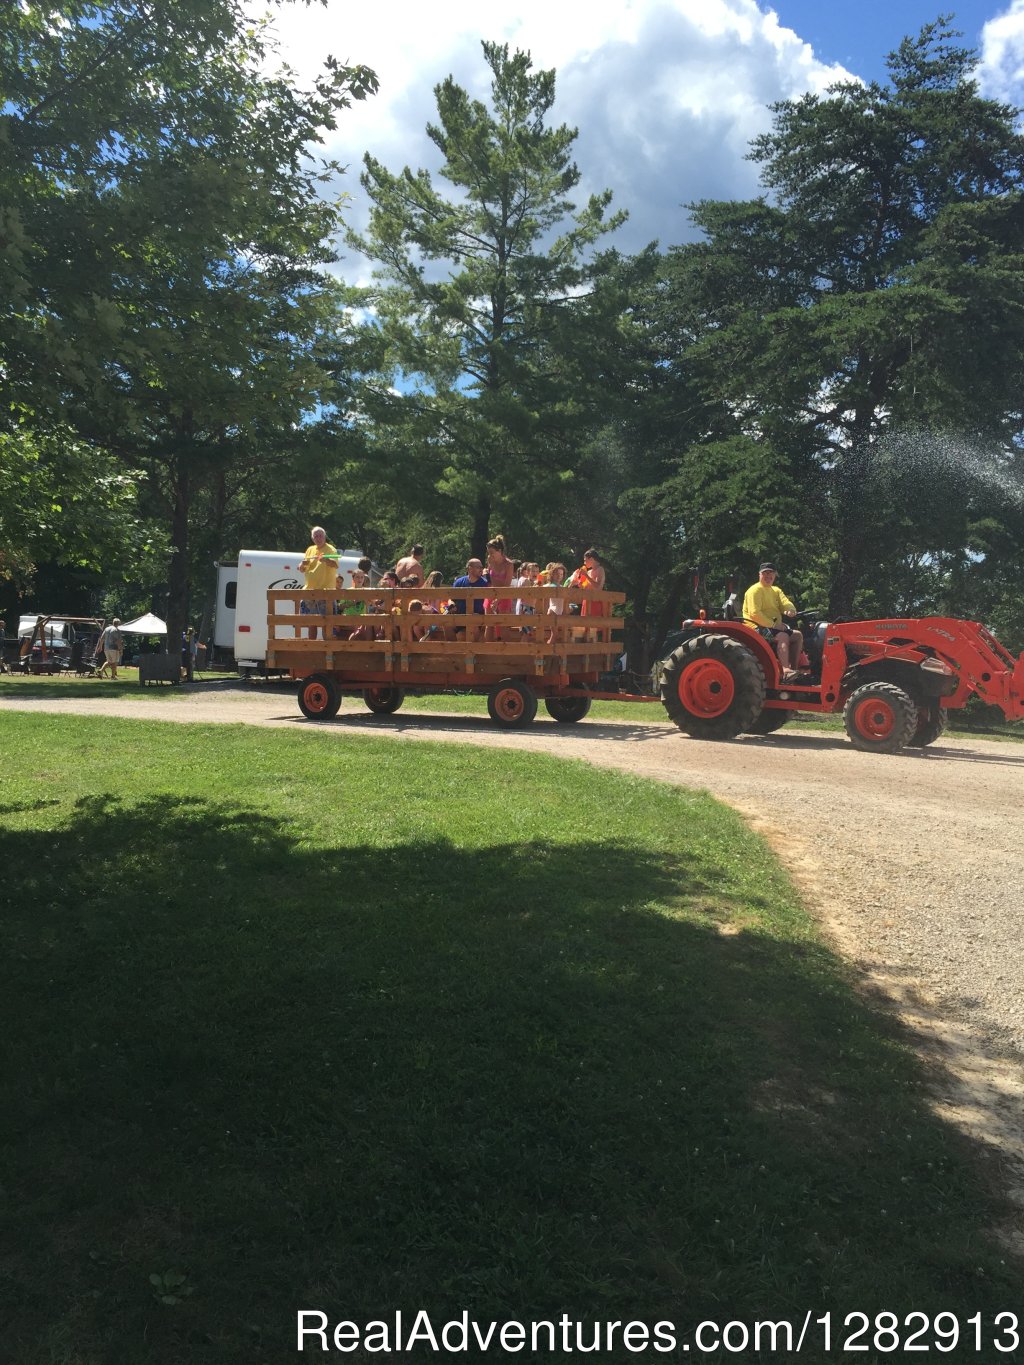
1;1;376;642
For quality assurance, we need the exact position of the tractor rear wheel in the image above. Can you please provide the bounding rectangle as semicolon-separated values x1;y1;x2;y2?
364;686;405;715
747;709;789;735
907;703;947;747
298;672;342;720
544;689;592;723
660;634;766;740
843;682;916;753
487;679;538;728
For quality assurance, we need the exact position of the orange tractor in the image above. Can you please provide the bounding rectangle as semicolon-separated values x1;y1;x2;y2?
654;612;1024;753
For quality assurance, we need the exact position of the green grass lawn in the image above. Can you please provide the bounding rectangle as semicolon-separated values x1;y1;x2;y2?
0;667;182;701
0;714;1020;1364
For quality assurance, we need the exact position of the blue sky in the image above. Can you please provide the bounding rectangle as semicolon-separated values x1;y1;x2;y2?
769;1;1000;80
262;0;1024;271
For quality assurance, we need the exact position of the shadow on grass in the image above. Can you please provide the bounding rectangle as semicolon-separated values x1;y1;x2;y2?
1;796;1020;1363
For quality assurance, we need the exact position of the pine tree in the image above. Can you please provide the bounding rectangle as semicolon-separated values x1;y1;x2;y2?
348;40;625;558
672;19;1024;616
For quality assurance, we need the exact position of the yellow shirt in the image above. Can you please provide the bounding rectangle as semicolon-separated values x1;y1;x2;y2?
743;581;795;629
302;543;339;592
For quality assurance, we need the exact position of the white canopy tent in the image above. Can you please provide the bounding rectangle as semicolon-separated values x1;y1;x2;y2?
119;612;167;635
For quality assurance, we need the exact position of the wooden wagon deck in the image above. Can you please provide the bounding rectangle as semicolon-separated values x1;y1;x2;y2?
267;584;626;724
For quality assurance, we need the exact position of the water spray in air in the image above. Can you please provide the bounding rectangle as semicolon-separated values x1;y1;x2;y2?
870;430;1024;511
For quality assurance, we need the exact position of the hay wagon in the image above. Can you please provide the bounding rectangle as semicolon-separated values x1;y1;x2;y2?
267;582;626;726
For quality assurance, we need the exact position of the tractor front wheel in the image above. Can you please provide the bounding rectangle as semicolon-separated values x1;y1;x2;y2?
907;703;947;747
298;672;342;721
487;679;538;728
660;634;766;740
843;682;916;754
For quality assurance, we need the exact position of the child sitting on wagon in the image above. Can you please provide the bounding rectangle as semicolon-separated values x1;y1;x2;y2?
544;562;567;646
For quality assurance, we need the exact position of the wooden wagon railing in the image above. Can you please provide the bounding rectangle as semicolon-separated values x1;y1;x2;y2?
267;584;625;688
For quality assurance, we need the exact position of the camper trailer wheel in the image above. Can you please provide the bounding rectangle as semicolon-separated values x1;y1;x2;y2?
298;673;342;720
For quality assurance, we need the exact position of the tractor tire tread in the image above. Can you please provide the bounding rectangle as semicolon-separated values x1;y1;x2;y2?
843;680;917;753
660;633;766;740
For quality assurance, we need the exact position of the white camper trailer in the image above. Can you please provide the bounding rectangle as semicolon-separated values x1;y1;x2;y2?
215;549;366;673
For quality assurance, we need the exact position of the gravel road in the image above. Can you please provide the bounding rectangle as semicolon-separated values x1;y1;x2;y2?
4;683;1023;1196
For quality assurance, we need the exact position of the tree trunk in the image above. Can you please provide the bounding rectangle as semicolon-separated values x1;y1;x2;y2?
621;574;652;674
653;568;691;655
828;354;891;618
165;455;190;668
827;530;863;620
471;489;491;563
827;436;873;619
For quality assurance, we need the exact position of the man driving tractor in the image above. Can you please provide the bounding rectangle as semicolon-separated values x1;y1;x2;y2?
743;562;804;681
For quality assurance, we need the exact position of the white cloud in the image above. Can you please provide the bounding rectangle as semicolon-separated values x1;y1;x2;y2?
262;0;852;271
977;0;1024;103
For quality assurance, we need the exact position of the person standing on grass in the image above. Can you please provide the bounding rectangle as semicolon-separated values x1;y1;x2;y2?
299;526;338;639
94;619;124;679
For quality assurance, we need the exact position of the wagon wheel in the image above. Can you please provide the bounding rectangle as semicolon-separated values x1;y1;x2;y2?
363;686;405;715
660;634;766;740
486;678;538;728
843;681;916;754
297;672;342;720
544;687;592;724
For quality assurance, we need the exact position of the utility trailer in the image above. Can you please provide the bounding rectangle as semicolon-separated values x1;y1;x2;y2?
267;583;626;725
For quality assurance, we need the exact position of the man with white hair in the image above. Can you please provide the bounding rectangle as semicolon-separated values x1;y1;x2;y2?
94;618;124;679
299;526;338;639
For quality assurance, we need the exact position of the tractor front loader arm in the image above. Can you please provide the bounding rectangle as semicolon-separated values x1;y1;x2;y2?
995;645;1024;721
831;618;1024;722
920;619;1024;721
